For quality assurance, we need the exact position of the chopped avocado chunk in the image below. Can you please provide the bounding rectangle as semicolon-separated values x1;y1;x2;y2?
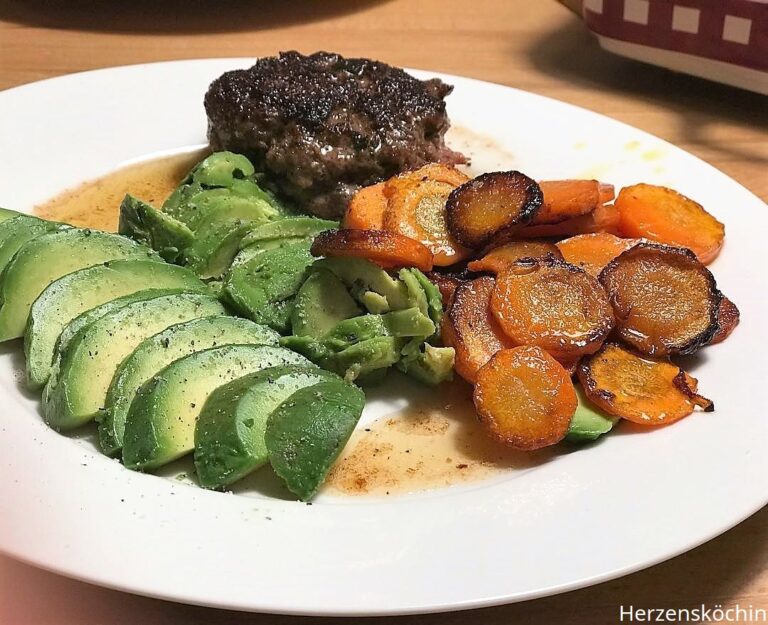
409;268;444;329
101;316;278;456
222;240;315;333
122;344;310;470
0;215;69;276
291;268;361;337
43;292;225;431
266;379;365;500
315;257;410;312
566;386;619;442
194;364;337;490
0;229;159;341
397;344;455;385
118;195;194;263
382;308;435;338
334;336;403;382
239;216;337;248
24;259;207;389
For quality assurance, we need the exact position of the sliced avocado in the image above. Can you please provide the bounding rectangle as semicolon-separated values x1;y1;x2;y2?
0;215;68;276
194;364;337;490
0;207;18;222
382;308;435;338
409;269;444;329
279;335;335;365
397;344;455;385
0;229;158;341
265;379;365;500
222;240;314;333
333;336;403;382
118;195;194;263
24;260;207;388
291;268;361;337
566;386;619;443
101;316;279;456
122;344;311;470
182;219;257;279
315;257;410;312
187;152;255;188
43;292;225;430
239;217;337;249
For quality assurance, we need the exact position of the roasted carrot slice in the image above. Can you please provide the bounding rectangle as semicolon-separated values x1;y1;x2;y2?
518;202;620;239
443;276;512;383
467;240;562;273
446;171;542;249
599;243;720;356
710;296;740;345
577;342;713;425
474;346;577;450
491;258;614;360
383;165;471;266
534;180;608;225
311;228;434;271
344;183;387;230
615;183;725;264
556;232;638;277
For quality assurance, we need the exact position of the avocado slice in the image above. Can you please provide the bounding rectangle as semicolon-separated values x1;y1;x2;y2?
43;292;225;430
101;316;279;456
185;151;256;188
194;364;337;489
397;344;455;385
566;386;619;443
0;229;158;341
291;268;361;338
122;344;310;470
315;257;410;312
239;216;337;249
0;207;19;222
222;240;315;333
0;215;69;277
182;218;257;279
24;259;207;388
266;378;365;500
118;195;194;263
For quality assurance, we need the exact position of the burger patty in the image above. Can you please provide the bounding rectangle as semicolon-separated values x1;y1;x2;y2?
204;51;466;219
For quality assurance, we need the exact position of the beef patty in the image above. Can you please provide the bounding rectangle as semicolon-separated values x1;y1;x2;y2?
204;51;465;219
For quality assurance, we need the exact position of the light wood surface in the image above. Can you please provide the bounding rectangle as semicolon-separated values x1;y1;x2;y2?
0;0;765;622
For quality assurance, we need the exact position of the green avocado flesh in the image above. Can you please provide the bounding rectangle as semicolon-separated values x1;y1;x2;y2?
122;344;310;470
566;386;619;442
0;229;158;341
24;259;207;389
291;268;361;338
0;207;18;222
118;195;194;264
239;217;337;248
223;240;315;333
182;219;257;279
101;316;279;456
314;257;410;312
194;364;336;490
265;379;365;501
0;215;68;276
42;292;225;431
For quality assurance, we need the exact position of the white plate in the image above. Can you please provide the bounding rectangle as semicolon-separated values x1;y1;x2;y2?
0;59;765;616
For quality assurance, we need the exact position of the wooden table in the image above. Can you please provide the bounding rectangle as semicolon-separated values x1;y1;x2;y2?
0;0;765;622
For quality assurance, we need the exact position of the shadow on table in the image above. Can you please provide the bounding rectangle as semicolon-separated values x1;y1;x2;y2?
525;17;768;166
0;0;388;34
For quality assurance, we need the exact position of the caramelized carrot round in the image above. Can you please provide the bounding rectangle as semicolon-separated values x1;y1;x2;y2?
710;296;740;345
577;342;713;425
443;276;512;383
599;243;720;356
344;182;387;230
615;183;725;264
556;232;638;277
518;202;621;239
490;258;614;360
535;180;604;225
446;171;542;249
474;346;577;450
426;271;468;310
311;228;434;271
467;240;562;273
383;165;471;266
